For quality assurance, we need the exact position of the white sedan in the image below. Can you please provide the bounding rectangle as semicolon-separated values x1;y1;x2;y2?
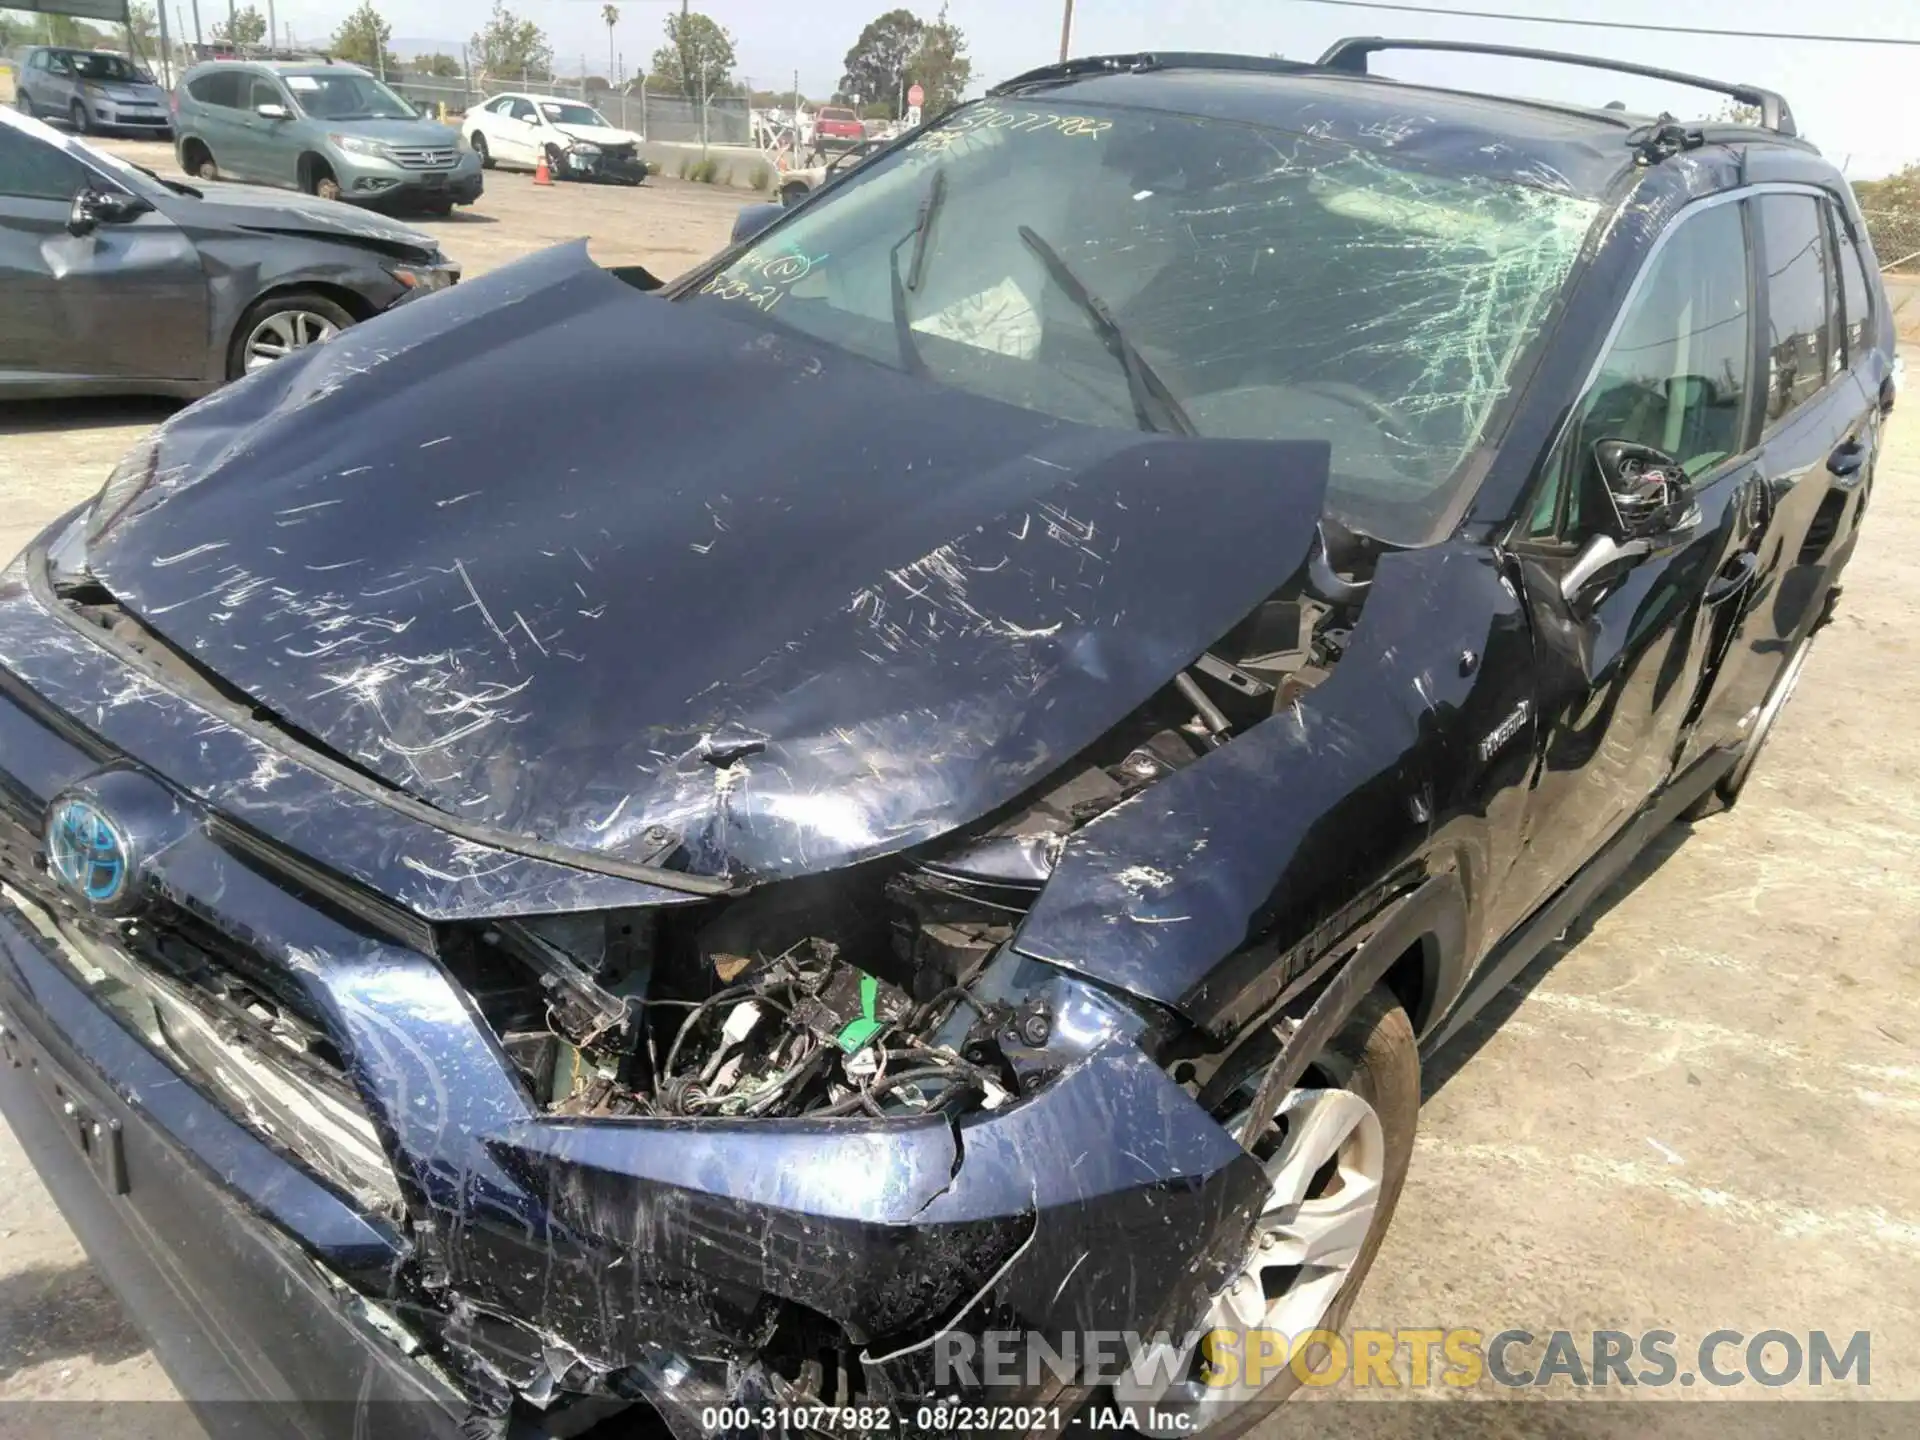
464;94;649;183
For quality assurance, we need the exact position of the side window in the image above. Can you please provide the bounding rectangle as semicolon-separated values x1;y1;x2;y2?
0;124;87;202
1832;203;1876;365
1758;194;1837;422
189;72;244;109
248;76;284;111
511;99;538;122
28;51;49;71
1528;200;1753;538
46;53;72;76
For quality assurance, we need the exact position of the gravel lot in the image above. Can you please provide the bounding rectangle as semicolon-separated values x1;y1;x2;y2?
2;139;1917;1432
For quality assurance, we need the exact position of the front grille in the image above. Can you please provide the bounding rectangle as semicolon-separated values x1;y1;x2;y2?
602;142;635;161
388;146;458;170
0;802;52;908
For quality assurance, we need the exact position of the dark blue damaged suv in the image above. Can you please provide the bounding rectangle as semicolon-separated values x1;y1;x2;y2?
0;38;1891;1440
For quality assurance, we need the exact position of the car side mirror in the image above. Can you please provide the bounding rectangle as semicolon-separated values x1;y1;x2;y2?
256;102;289;120
731;202;785;245
67;187;150;237
1594;439;1699;541
1560;532;1653;604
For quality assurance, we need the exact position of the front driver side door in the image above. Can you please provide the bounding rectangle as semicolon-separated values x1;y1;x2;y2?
0;125;207;383
500;98;543;166
1499;194;1769;924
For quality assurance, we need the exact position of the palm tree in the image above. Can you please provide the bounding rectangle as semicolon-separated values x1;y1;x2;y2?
602;4;620;82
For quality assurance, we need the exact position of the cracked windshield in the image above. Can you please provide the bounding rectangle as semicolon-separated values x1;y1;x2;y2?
692;100;1598;542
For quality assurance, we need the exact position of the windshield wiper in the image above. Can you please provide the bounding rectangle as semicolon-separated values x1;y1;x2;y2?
1017;224;1196;436
128;161;200;198
906;168;946;292
888;169;949;379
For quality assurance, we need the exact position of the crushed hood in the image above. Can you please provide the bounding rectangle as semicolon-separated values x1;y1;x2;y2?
554;122;639;147
156;182;438;256
89;242;1329;882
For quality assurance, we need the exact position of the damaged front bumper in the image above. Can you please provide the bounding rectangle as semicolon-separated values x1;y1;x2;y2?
0;548;1265;1436
561;145;649;184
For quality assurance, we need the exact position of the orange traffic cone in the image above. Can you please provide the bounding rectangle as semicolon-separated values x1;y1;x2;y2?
534;154;553;187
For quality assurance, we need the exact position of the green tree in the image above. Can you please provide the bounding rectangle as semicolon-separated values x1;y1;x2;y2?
649;10;735;99
331;3;396;73
471;2;553;82
125;3;160;64
838;8;923;116
909;4;970;117
40;14;109;47
601;4;619;81
417;53;463;79
213;4;268;47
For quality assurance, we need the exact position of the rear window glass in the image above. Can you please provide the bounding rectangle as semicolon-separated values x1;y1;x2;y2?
1758;194;1838;422
188;71;245;108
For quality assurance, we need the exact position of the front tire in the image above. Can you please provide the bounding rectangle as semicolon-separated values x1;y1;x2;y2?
470;132;492;169
1120;988;1419;1434
16;92;34;119
69;99;91;135
226;291;355;382
780;180;809;207
303;157;342;202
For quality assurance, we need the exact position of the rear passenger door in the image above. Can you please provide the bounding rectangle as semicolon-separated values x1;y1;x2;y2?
1678;190;1881;772
187;70;249;180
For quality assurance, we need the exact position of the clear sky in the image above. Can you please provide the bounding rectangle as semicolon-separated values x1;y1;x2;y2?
232;0;1917;176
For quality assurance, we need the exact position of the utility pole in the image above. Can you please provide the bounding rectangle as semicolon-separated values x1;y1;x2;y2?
267;0;276;56
226;0;236;49
1059;0;1074;62
155;0;173;87
189;0;202;49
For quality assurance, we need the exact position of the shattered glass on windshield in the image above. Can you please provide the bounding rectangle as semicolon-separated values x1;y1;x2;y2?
695;99;1599;541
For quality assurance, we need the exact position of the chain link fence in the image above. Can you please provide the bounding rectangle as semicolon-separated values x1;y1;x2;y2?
384;70;751;146
1859;209;1920;274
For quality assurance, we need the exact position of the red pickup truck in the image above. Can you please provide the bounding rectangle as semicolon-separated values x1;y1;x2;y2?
813;105;866;151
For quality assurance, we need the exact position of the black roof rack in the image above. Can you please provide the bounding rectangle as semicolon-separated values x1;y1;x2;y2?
990;52;1312;96
1317;37;1796;137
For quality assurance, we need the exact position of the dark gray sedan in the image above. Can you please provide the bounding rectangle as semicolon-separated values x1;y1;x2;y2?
0;107;458;399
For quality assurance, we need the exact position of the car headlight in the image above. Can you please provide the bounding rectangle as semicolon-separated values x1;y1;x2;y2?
568;142;602;157
389;263;457;294
330;133;391;159
87;435;160;548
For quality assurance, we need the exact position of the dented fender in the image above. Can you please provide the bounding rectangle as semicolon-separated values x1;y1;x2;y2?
1015;539;1538;1030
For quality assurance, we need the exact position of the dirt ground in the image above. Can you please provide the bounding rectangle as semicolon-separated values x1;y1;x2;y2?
2;140;1918;1430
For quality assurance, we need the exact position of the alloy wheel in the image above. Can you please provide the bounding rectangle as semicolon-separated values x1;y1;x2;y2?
244;310;339;372
1116;1086;1386;1431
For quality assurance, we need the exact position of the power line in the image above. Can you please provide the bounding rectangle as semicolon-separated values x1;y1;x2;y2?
1284;0;1920;47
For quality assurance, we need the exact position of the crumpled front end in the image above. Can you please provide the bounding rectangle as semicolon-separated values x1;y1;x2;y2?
0;519;1273;1436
